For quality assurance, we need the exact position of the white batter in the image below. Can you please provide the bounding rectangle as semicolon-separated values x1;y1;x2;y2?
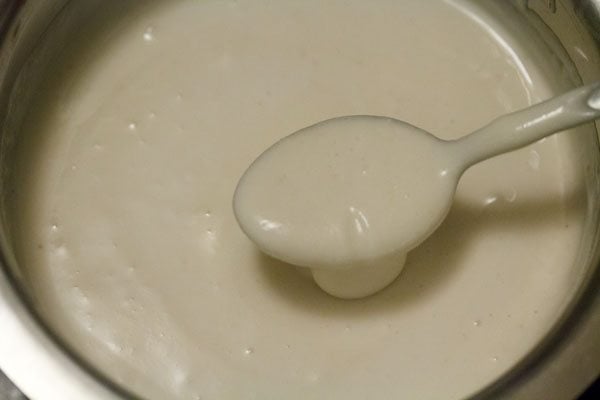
10;0;590;399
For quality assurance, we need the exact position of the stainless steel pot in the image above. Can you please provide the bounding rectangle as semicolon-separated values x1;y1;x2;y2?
0;1;598;399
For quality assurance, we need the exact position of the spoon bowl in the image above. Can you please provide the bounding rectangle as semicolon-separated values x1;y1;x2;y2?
234;116;459;268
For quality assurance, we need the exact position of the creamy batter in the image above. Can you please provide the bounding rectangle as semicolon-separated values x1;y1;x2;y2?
10;0;591;399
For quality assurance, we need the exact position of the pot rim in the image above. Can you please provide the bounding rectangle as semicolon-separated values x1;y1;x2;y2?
0;1;598;399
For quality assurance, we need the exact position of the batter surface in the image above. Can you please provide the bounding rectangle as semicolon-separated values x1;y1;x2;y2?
11;1;589;399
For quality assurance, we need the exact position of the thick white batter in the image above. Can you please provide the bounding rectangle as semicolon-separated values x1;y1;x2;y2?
11;0;590;399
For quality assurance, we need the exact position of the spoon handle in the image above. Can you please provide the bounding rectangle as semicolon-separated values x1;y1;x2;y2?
452;82;600;168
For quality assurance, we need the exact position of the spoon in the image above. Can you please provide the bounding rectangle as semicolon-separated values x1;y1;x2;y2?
233;83;600;299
